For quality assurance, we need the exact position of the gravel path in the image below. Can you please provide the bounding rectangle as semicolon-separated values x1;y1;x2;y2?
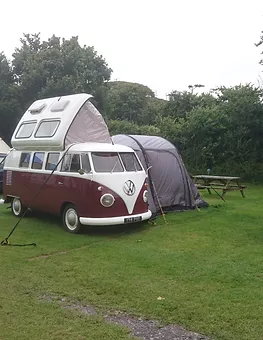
41;295;209;340
105;312;209;340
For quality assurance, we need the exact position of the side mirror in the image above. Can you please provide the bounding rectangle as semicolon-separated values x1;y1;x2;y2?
146;165;152;174
78;168;92;175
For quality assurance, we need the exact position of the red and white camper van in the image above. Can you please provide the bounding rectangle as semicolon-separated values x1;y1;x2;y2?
3;94;151;233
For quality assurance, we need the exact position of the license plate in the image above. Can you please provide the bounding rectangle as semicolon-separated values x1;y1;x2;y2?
124;216;142;223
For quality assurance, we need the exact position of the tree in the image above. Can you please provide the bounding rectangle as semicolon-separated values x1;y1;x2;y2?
255;31;263;65
174;84;263;178
107;118;160;136
105;81;158;124
163;89;216;119
213;85;263;163
0;53;21;142
12;33;112;108
188;84;205;93
178;104;229;172
146;97;167;124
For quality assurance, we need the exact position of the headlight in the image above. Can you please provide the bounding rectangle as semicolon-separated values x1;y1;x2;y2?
100;194;115;207
143;190;148;203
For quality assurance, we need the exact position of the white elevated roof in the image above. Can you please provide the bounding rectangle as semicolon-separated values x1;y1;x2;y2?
11;93;111;151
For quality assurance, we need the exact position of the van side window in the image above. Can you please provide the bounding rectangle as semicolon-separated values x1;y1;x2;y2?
81;154;91;173
32;152;45;169
19;153;31;168
46;153;60;171
61;154;80;172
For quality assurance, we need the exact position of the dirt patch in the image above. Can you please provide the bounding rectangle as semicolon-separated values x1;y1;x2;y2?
40;295;209;340
28;244;94;260
28;251;68;260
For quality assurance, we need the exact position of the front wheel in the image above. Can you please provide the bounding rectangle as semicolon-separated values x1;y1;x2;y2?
11;197;25;217
62;204;82;234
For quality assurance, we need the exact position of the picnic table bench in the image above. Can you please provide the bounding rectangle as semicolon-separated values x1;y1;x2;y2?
192;175;246;200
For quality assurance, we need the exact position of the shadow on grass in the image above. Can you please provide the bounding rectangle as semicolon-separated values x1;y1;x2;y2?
22;210;152;238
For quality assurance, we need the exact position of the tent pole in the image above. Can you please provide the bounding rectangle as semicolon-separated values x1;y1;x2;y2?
151;179;168;225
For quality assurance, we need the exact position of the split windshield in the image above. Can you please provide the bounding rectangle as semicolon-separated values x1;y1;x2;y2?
60;152;143;173
91;152;142;173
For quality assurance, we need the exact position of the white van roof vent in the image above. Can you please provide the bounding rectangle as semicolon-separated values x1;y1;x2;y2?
51;99;70;113
29;103;46;114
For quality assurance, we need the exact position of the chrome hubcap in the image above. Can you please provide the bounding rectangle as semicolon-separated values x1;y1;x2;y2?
13;198;21;215
65;208;78;230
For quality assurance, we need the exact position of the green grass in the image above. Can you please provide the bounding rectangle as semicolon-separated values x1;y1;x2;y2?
1;186;263;339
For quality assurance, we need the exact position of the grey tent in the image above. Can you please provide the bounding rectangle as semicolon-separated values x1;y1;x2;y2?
112;134;207;216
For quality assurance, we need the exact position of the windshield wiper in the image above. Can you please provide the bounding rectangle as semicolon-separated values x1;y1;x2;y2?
111;159;119;174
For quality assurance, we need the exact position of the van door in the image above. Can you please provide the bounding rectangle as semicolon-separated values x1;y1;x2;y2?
26;152;48;210
25;152;63;212
49;153;92;216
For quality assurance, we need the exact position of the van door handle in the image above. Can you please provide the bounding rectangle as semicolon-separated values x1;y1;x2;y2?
58;181;63;185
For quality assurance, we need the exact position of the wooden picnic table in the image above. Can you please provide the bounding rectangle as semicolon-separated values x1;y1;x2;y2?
192;175;246;200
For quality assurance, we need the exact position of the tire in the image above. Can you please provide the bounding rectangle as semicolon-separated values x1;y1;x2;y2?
62;204;82;234
11;197;25;217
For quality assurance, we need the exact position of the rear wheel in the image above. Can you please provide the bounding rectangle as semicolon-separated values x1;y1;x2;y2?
62;204;82;234
11;197;25;217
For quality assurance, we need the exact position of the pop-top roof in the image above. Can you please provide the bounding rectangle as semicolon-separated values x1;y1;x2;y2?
11;93;112;151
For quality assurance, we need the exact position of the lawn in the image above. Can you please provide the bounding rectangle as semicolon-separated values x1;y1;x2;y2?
1;186;263;339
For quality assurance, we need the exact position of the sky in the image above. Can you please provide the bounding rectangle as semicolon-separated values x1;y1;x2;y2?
1;0;263;99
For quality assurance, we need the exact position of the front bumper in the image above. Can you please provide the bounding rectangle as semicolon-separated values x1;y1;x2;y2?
79;210;152;226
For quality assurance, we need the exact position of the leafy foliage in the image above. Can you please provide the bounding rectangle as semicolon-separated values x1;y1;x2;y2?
0;53;21;141
107;118;160;137
105;81;158;124
166;85;263;179
12;33;112;107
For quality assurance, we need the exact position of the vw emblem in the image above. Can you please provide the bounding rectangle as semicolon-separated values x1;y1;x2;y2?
123;180;136;196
